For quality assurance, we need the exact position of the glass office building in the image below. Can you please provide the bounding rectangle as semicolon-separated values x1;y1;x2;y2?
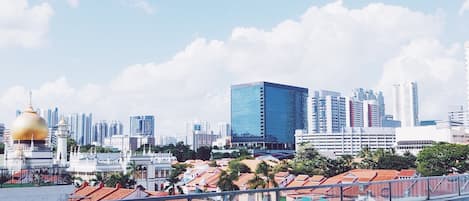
129;115;155;136
231;82;308;149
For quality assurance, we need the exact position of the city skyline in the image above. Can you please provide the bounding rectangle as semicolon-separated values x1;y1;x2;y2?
1;1;469;136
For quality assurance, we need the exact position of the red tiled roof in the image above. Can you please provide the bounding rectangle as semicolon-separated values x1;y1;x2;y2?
89;188;117;201
275;172;289;178
398;169;417;177
233;173;255;190
186;167;222;190
100;189;135;201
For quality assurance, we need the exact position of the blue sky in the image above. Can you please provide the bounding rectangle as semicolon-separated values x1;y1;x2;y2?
1;0;469;135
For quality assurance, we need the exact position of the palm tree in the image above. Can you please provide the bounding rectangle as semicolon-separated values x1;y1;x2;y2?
255;161;278;188
217;171;239;191
105;172;135;188
165;171;184;195
91;173;106;186
127;161;138;180
247;174;266;189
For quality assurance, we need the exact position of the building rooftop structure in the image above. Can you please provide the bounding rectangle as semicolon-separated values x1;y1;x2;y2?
69;182;169;201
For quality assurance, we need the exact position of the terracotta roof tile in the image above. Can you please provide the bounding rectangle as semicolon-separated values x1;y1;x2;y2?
101;189;135;201
89;187;117;201
398;169;416;177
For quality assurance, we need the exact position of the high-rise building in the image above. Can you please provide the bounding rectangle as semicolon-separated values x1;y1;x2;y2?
345;97;364;128
92;121;108;145
465;41;469;111
66;113;93;145
382;115;401;128
231;81;308;149
185;120;216;150
37;107;59;129
363;100;382;127
109;120;124;136
186;120;211;135
217;122;231;137
0;123;4;143
352;88;385;125
392;82;419;127
129;115;155;136
308;90;346;133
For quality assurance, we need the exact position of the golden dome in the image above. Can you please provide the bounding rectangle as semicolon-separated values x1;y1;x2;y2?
11;105;48;141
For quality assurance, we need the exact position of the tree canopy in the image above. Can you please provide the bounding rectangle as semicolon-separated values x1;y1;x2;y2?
417;142;469;176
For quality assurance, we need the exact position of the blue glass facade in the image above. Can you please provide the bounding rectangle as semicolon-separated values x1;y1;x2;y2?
231;82;308;149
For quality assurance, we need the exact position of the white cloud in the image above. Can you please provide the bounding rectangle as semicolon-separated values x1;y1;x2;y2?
377;39;464;118
459;0;469;15
0;1;463;135
127;0;155;15
0;0;54;48
67;0;79;8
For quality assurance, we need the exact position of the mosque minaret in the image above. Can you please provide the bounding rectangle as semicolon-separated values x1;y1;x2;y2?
55;118;69;166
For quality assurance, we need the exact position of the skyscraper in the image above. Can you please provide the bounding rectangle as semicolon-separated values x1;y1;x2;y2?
363;100;381;127
129;115;155;136
37;107;59;129
109;120;124;136
392;82;419;127
92;121;108;145
345;97;364;128
231;81;308;149
352;88;385;125
217;122;231;137
0;123;4;143
308;90;347;133
466;41;469;113
66;113;93;145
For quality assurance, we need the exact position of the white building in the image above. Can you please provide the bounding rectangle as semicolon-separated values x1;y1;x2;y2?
190;132;219;150
67;149;175;191
466;41;469;112
217;122;231;137
308;90;347;133
155;135;178;146
394;121;469;155
352;88;385;125
295;127;395;156
103;135;155;151
55;118;69;166
392;82;419;127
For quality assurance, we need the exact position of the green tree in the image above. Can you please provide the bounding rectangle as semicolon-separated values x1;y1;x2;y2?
0;169;10;187
290;143;325;176
208;160;217;167
228;160;251;174
105;172;135;188
272;160;290;173
196;146;212;161
417;143;469;176
0;143;5;154
377;154;415;170
165;170;184;195
217;170;239;191
127;161;138;180
91;173;107;185
247;174;266;189
255;161;277;188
